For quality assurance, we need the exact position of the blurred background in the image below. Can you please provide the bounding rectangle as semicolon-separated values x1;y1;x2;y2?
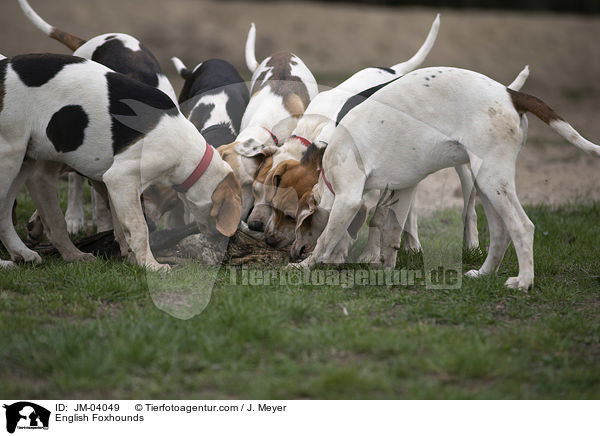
1;0;599;205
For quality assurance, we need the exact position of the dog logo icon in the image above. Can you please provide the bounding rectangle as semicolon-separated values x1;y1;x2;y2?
3;402;50;434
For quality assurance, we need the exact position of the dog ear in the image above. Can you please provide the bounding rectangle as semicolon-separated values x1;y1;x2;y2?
210;172;242;237
347;204;367;240
295;191;317;232
268;162;289;188
235;139;278;158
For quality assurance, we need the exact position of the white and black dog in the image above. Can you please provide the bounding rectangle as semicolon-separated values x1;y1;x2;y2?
140;57;250;229
0;54;241;270
218;23;319;220
291;66;600;290
172;57;249;146
18;0;178;236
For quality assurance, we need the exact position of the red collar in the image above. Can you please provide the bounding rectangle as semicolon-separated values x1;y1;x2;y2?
173;144;215;193
291;135;312;148
321;167;335;195
262;127;279;146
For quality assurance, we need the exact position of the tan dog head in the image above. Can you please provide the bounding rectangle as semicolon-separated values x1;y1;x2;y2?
289;190;326;260
209;172;243;237
262;159;319;248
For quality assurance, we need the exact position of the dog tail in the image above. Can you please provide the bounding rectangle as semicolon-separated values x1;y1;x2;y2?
245;23;259;73
0;53;6;60
507;65;529;91
390;14;440;75
508;89;600;157
18;0;86;51
171;57;193;80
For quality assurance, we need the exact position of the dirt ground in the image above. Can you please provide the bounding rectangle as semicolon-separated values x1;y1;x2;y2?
1;0;599;212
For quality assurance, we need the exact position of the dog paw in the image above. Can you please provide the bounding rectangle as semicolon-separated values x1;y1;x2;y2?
66;215;85;235
12;249;42;264
146;262;172;273
357;250;381;264
287;257;312;270
0;260;17;269
504;276;533;291
465;269;482;278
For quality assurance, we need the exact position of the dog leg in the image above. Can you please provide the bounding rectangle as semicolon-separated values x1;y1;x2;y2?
92;185;113;232
357;198;388;264
472;165;534;290
26;210;44;246
0;160;42;265
329;232;353;264
402;206;422;252
26;162;95;262
89;179;128;257
455;164;479;250
464;191;510;278
380;187;417;269
65;172;85;234
102;167;167;271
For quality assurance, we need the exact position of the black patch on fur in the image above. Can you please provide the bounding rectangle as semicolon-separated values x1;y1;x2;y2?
374;66;395;74
188;102;215;133
105;34;118;41
11;53;86;87
92;38;161;88
178;59;249;135
46;105;89;153
300;143;325;166
106;72;178;154
203;123;236;147
0;59;7;114
335;76;402;126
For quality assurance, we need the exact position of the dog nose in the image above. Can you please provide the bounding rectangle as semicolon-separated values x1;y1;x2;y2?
248;220;264;232
290;244;306;261
265;235;279;247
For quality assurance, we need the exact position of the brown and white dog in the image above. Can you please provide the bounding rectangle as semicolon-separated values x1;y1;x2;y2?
246;15;443;249
219;23;319;221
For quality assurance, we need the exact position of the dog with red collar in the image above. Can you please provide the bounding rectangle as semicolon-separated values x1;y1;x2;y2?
218;23;319;221
245;15;441;248
0;54;241;270
18;0;179;237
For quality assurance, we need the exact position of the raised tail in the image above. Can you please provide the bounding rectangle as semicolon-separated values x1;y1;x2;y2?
18;0;86;51
0;53;6;60
508;89;600;157
245;23;259;73
390;14;440;75
171;57;193;79
508;65;529;91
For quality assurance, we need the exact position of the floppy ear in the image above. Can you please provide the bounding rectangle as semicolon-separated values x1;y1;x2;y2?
235;139;279;158
347;204;367;240
210;172;242;237
295;192;317;232
267;162;289;188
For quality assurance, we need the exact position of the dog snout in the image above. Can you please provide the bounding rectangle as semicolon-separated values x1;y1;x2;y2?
248;220;265;232
290;243;308;261
265;235;280;247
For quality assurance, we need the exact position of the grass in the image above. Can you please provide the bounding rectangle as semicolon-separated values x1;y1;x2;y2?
1;185;599;399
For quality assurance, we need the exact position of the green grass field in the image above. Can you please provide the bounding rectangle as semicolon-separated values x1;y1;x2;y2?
1;187;599;399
